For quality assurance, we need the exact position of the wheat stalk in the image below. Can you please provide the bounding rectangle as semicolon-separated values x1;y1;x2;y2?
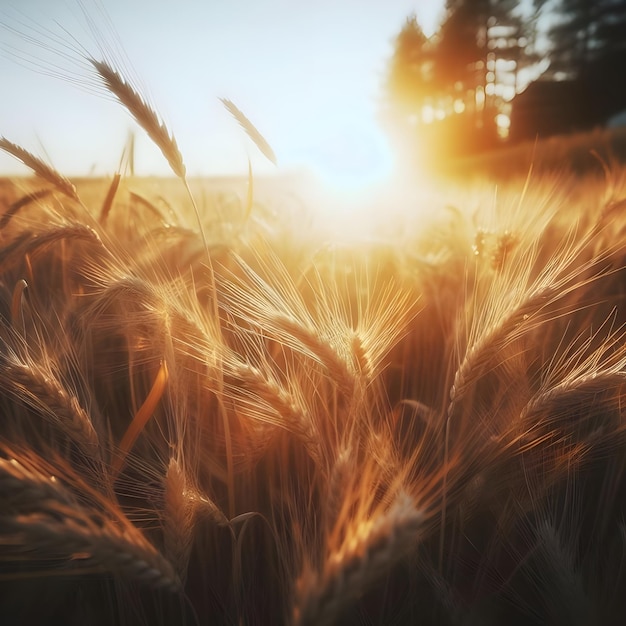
89;58;210;255
0;138;80;202
99;172;122;225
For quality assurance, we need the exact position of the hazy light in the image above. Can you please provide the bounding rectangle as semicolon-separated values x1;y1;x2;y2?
422;105;435;124
304;122;395;197
0;0;445;179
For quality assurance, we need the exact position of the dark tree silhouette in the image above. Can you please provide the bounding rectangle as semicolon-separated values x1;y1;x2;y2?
545;0;626;79
435;0;528;130
384;15;430;119
511;0;626;140
545;0;603;78
382;0;531;167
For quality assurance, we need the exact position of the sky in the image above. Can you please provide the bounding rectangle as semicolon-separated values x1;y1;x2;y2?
0;0;445;184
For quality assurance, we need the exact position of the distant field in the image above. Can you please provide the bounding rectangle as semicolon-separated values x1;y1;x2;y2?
2;120;626;626
447;125;626;179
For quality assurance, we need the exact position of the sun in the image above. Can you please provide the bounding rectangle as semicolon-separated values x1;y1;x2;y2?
304;120;395;198
276;113;401;241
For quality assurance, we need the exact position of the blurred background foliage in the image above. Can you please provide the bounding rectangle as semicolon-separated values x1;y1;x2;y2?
381;0;626;172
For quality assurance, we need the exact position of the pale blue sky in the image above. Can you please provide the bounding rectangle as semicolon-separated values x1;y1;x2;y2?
0;0;444;180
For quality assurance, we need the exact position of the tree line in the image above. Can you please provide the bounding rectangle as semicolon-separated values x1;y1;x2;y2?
382;0;626;166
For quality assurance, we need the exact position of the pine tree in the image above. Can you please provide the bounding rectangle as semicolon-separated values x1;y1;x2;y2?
545;0;626;79
384;15;431;120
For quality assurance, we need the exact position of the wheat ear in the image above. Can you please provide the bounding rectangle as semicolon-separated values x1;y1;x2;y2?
162;458;230;582
533;521;594;624
90;58;209;253
1;358;100;458
324;447;352;530
0;455;181;591
448;224;617;420
293;492;423;626
0;224;108;274
271;313;356;397
0;138;80;202
163;458;196;583
90;60;185;178
521;371;626;422
224;359;324;465
0;189;53;231
220;98;277;165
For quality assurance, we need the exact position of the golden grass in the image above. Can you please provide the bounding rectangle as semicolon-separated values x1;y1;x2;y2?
2;40;626;626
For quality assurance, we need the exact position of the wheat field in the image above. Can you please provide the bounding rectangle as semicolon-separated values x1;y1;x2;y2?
1;41;626;626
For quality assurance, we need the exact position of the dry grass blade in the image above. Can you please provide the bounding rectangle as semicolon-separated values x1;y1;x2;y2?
245;156;254;222
112;360;169;478
10;279;28;328
220;98;277;165
90;59;186;179
0;138;79;202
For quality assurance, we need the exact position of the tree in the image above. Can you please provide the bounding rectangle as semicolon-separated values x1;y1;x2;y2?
593;0;626;60
538;0;626;124
434;0;528;143
545;0;626;79
545;0;601;78
510;0;626;140
383;15;431;120
381;1;537;167
435;0;527;89
380;15;433;174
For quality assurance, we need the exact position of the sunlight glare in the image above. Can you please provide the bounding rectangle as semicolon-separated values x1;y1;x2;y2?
302;117;395;204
